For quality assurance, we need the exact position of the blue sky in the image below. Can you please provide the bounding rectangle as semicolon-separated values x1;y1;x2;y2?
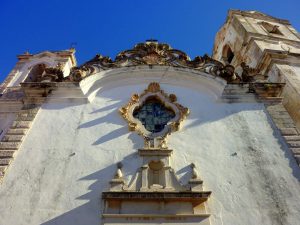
0;0;299;82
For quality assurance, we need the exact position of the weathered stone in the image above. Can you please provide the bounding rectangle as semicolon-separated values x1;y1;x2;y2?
282;123;296;128
288;141;300;148
21;106;40;113
6;128;27;135
0;142;20;150
1;135;23;142
290;148;300;154
284;136;300;141
294;155;300;165
0;150;16;158
279;128;298;136
15;114;36;121
0;166;7;176
11;121;31;129
0;158;12;166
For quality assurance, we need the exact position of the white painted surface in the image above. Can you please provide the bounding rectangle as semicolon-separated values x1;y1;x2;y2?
0;70;300;225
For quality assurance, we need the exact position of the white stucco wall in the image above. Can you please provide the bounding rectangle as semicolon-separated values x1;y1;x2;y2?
0;68;300;225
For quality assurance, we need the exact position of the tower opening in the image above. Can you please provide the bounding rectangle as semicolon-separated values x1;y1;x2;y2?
222;45;234;64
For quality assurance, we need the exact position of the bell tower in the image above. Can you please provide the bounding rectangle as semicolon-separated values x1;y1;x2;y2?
213;10;300;128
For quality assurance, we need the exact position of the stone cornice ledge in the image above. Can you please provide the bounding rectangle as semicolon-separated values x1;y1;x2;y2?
102;191;211;203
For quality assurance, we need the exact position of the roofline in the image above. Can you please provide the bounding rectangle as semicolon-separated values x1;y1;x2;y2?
227;10;291;25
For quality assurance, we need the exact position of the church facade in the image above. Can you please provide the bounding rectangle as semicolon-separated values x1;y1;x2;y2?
0;10;300;225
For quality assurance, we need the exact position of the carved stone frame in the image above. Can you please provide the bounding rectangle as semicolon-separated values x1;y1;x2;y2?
119;82;189;148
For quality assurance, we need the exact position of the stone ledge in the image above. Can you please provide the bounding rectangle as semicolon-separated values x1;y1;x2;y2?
0;158;12;166
284;136;300;141
287;141;300;148
2;135;23;142
6;128;27;135
0;142;20;150
290;148;300;154
11;121;31;129
102;191;211;203
102;213;211;218
0;150;16;158
279;128;298;136
15;115;36;121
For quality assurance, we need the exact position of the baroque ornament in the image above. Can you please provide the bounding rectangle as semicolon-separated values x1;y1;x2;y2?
119;82;189;149
69;40;238;82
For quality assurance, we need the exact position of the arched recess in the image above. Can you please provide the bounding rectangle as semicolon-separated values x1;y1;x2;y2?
24;63;47;82
222;44;234;64
79;66;227;103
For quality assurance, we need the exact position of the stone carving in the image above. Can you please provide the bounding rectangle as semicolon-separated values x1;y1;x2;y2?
191;163;198;179
119;82;189;148
69;40;240;83
114;162;123;179
25;64;65;83
241;62;260;82
39;65;64;82
102;149;211;224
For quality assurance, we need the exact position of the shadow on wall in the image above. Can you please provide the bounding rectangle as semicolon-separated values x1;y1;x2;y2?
40;152;194;225
40;152;136;225
40;84;300;225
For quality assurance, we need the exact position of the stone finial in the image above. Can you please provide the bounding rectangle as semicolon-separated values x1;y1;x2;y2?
191;163;198;179
114;162;123;179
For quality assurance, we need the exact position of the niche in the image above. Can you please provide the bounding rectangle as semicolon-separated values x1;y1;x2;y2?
148;160;165;189
24;64;46;82
260;21;283;35
222;45;234;64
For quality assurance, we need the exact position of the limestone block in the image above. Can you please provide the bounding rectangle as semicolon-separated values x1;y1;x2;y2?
20;108;39;114
6;128;27;135
0;150;16;158
15;114;36;121
1;135;23;142
0;165;7;176
284;135;300;141
279;128;298;136
287;141;300;148
11;121;31;129
290;148;300;154
0;142;20;150
0;158;12;166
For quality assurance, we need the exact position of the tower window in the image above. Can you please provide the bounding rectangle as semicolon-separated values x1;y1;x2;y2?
24;64;46;82
222;45;234;64
260;22;283;35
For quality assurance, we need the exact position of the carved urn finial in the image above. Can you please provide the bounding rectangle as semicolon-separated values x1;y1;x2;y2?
115;162;123;179
191;163;198;179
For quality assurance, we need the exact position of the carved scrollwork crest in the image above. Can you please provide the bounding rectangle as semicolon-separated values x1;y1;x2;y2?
69;40;241;83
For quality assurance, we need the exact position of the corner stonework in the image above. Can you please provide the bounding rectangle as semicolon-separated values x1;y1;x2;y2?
0;104;40;181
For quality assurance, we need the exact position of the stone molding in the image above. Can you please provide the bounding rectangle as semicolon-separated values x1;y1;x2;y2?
102;145;211;224
119;82;189;149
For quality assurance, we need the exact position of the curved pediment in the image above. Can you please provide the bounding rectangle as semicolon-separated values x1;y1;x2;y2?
69;40;238;83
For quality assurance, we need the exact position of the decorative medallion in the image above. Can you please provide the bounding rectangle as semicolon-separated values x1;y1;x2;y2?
119;82;189;149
